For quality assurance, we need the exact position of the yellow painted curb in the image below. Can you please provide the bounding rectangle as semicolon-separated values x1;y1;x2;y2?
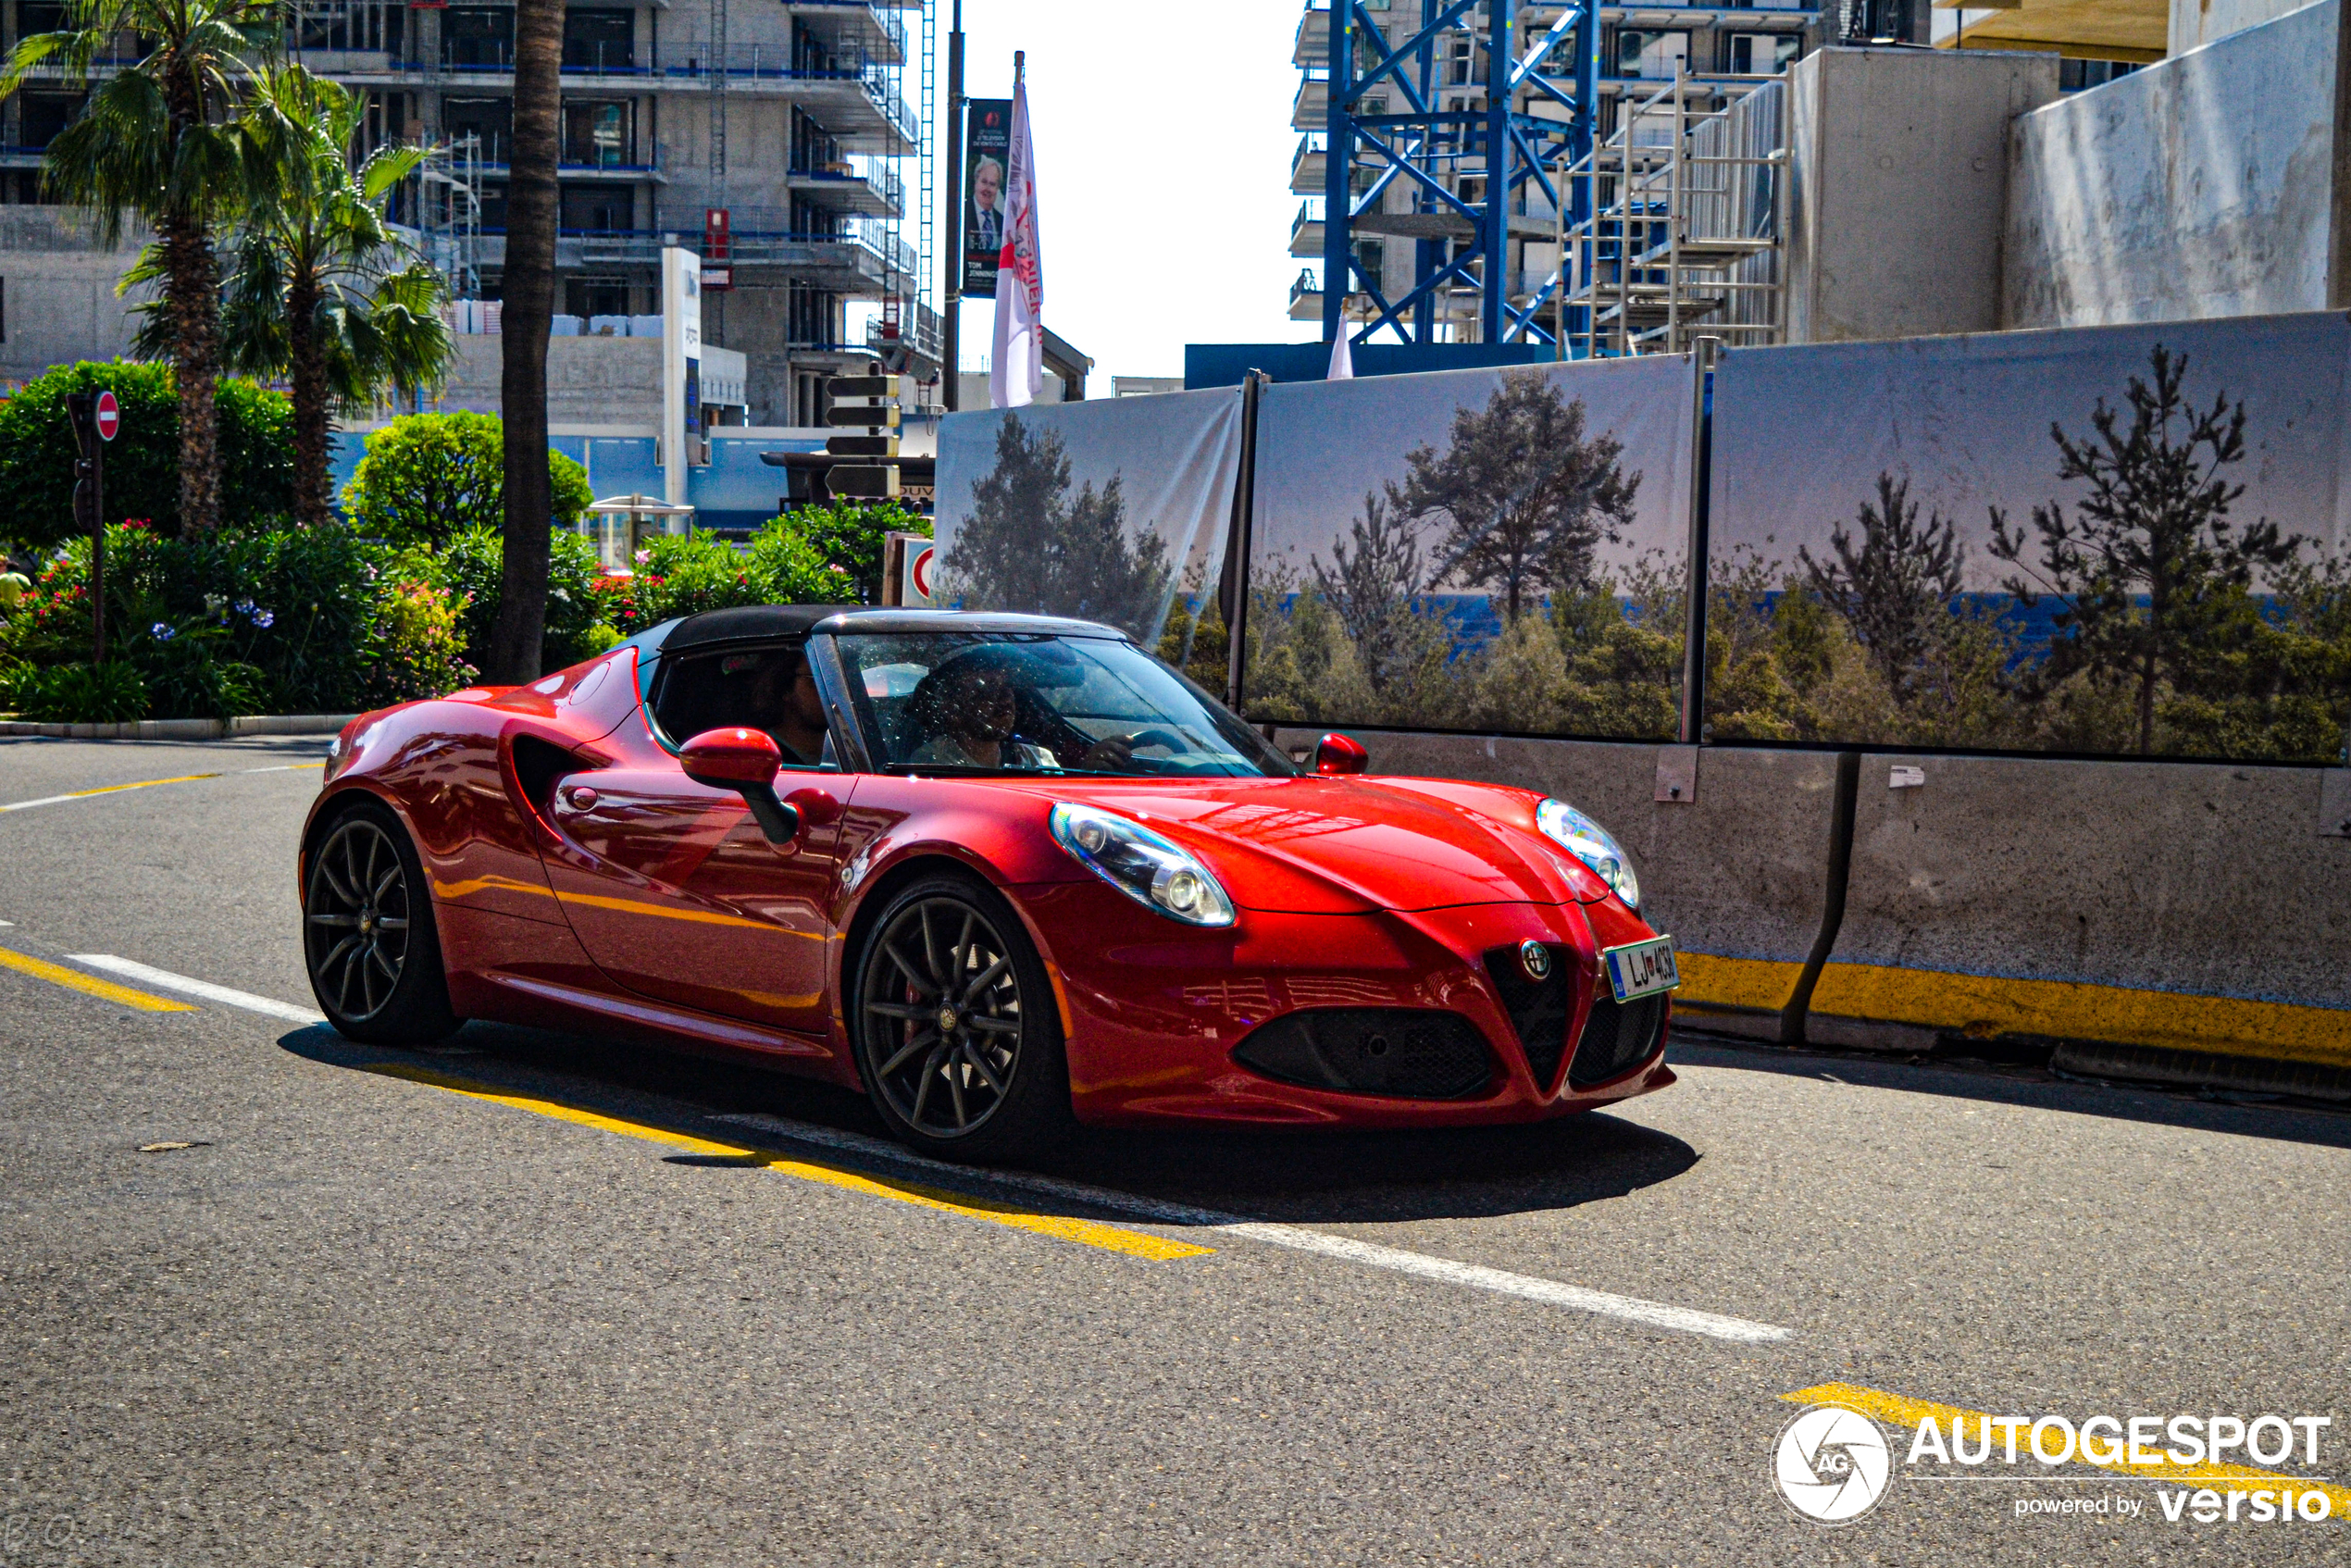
1807;963;2351;1069
1674;952;1804;1014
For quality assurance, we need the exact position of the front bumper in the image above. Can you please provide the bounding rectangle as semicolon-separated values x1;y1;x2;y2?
1011;881;1673;1128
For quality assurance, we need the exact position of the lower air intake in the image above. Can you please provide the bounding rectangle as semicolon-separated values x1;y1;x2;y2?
1234;1009;1493;1100
1567;990;1668;1089
1482;945;1574;1090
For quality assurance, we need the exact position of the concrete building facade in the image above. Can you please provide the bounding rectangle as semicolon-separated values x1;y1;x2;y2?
0;0;934;425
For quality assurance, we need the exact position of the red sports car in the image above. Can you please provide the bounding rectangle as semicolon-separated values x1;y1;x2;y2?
301;606;1679;1158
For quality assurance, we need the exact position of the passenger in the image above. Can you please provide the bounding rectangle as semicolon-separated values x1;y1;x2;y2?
747;648;831;765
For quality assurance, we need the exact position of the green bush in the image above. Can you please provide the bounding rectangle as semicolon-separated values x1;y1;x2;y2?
360;576;476;705
130;619;267;720
596;519;849;636
401;524;604;672
0;362;295;548
2;520;408;716
782;501;931;604
16;661;148;723
342;412;593;549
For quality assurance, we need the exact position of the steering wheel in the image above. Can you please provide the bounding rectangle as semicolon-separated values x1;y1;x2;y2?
1120;728;1187;753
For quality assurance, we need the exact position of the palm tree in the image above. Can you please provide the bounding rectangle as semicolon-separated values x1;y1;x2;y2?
131;67;454;525
2;0;283;535
484;0;566;681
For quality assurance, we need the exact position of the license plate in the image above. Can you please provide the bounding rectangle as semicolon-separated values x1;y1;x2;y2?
1603;936;1680;1003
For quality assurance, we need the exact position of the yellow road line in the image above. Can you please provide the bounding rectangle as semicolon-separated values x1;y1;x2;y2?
1;772;223;812
0;946;197;1012
1785;1382;2351;1512
366;1063;1213;1262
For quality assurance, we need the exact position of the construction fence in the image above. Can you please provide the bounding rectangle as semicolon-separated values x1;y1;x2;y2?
932;306;2351;1094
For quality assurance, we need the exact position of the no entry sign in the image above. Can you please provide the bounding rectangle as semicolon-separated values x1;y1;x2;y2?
93;390;119;442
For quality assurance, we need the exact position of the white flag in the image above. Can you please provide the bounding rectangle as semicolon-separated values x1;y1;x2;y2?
1327;329;1354;380
990;77;1043;409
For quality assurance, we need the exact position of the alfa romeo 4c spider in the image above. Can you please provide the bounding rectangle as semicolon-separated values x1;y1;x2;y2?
300;606;1680;1158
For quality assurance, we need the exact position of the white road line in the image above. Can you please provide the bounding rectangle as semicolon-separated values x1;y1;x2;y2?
715;1111;1792;1345
66;956;326;1025
4;792;107;812
40;952;1789;1344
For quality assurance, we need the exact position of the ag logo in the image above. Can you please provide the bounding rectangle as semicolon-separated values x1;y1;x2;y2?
1773;1403;1893;1525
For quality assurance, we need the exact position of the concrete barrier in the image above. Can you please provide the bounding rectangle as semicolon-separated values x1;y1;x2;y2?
1270;728;1844;1039
1812;753;2351;1093
1268;727;2351;1098
0;715;355;740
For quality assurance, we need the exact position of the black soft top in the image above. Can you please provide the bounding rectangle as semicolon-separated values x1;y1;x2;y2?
662;604;851;651
651;604;1130;654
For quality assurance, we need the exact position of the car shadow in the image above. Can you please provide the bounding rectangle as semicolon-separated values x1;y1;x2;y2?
279;1019;1700;1226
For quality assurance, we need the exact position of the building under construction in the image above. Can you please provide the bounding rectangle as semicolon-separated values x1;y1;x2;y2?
1286;0;1837;357
0;0;940;425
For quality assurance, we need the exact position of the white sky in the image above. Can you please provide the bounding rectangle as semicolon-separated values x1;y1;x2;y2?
935;2;1321;380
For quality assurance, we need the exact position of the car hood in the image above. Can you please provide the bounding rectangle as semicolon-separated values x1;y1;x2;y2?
993;774;1614;914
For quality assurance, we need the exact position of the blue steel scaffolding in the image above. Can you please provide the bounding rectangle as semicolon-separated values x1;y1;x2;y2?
1309;2;1821;357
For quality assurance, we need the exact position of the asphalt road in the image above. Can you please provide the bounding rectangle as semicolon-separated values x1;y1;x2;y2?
3;734;2346;1565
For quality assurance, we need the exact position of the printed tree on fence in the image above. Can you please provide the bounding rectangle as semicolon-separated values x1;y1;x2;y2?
1800;472;1965;706
941;413;1173;640
1394;370;1641;621
1989;343;2301;755
1312;486;1435;696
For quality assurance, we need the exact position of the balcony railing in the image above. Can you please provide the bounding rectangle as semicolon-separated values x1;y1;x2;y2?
648;208;916;275
865;299;945;363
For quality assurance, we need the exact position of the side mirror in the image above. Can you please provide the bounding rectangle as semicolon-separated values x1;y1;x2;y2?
679;728;802;844
1315;732;1369;776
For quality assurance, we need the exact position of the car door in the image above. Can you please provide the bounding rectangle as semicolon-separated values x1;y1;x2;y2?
532;640;853;1040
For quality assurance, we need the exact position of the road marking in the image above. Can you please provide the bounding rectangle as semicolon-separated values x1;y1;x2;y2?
34;949;1783;1336
0;946;196;1012
240;763;326;774
367;1064;1213;1263
1;772;224;812
1784;1383;2351;1512
66;955;327;1024
716;1112;1791;1344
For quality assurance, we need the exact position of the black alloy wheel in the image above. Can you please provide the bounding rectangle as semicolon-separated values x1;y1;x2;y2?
303;802;457;1045
853;875;1070;1159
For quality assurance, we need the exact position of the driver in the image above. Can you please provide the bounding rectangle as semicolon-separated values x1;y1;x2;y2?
746;647;831;765
906;651;1059;769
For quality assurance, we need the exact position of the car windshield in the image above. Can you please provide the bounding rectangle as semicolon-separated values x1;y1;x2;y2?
833;631;1299;778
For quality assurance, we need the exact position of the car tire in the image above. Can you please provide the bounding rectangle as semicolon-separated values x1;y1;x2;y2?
851;871;1073;1163
302;798;459;1047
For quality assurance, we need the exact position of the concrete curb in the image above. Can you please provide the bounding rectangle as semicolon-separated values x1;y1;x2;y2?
0;715;355;740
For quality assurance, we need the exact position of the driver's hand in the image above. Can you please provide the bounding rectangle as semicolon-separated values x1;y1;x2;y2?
1076;733;1137;770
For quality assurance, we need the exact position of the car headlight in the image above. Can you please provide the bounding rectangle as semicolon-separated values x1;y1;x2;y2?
1536;798;1640;910
1050;803;1236;927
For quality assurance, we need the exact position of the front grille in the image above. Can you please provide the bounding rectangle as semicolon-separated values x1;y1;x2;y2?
1568;990;1668;1089
1233;1008;1493;1100
1482;944;1575;1089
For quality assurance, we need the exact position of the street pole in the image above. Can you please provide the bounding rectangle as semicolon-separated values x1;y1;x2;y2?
941;0;964;411
66;392;105;664
90;416;104;666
